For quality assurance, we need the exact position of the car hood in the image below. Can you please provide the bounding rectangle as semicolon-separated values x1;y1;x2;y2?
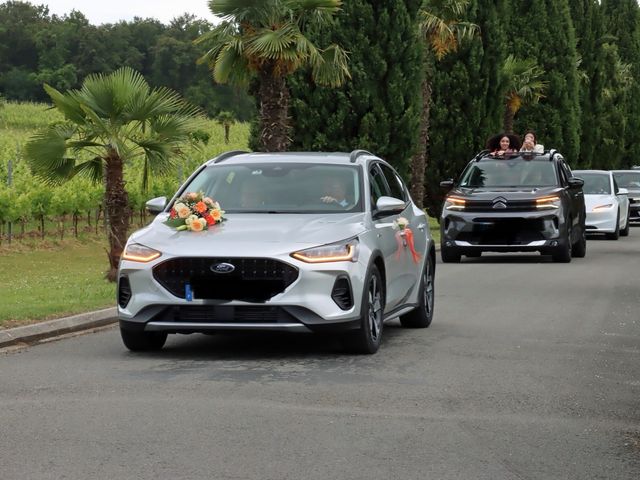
450;186;563;201
128;212;368;256
584;194;616;210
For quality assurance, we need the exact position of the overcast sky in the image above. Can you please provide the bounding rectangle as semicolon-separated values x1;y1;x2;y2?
39;1;220;25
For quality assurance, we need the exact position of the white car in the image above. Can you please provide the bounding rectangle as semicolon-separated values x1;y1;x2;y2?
117;150;436;354
573;170;629;239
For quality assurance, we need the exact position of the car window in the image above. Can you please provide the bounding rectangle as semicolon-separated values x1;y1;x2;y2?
557;162;568;186
458;159;558;187
612;176;620;194
379;164;407;201
576;173;612;195
181;163;363;213
613;171;640;188
369;164;390;209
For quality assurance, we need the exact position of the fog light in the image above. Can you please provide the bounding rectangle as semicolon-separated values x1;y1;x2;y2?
550;241;558;247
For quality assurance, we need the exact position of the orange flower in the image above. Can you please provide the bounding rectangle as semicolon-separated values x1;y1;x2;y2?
204;214;214;226
189;218;205;231
211;209;222;222
195;201;207;213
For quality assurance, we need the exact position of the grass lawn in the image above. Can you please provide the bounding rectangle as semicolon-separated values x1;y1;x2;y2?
0;238;115;328
428;215;441;244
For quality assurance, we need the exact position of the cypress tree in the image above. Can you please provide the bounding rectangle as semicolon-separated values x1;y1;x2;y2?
601;0;640;168
288;0;423;177
507;0;581;164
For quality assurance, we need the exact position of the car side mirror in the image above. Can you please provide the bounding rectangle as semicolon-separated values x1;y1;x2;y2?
375;196;405;215
618;187;629;195
568;177;584;189
146;196;167;215
440;179;454;189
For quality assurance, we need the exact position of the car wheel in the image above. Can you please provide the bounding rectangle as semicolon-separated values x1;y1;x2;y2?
346;265;384;354
120;328;168;352
571;226;587;258
606;212;620;240
620;209;630;237
441;245;461;263
552;222;572;263
400;255;435;328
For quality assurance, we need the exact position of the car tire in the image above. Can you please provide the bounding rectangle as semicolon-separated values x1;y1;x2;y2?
345;265;385;354
606;212;620;240
552;222;572;263
121;328;168;352
441;245;461;263
571;226;587;258
620;209;630;237
400;255;435;328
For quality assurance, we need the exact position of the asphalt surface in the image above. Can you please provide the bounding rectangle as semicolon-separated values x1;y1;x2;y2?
1;232;639;479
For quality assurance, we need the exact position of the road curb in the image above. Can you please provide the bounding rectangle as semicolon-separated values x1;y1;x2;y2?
0;307;118;349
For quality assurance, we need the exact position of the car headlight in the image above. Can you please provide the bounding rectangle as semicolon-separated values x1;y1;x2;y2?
291;238;359;263
592;203;614;212
536;195;561;209
122;243;162;262
444;196;466;210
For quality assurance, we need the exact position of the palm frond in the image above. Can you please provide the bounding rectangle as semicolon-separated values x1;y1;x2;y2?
43;84;87;125
25;124;78;184
214;42;252;85
245;23;298;59
208;0;271;24
73;157;105;184
311;44;350;87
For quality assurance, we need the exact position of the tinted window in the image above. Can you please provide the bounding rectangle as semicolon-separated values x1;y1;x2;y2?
183;163;363;213
380;164;407;201
369;164;390;209
458;160;558;187
613;171;640;188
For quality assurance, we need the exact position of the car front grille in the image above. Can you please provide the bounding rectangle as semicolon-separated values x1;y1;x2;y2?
463;199;537;212
457;218;547;245
171;305;298;323
153;257;299;301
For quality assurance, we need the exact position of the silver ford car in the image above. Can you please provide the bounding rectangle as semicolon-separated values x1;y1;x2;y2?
117;150;436;354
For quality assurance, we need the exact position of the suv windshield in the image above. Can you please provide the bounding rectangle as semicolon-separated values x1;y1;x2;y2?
182;163;363;213
612;171;640;189
577;173;611;195
459;159;558;188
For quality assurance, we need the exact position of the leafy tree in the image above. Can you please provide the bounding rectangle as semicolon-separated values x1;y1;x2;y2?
500;55;548;134
25;67;203;280
216;111;236;144
197;0;349;152
412;0;478;207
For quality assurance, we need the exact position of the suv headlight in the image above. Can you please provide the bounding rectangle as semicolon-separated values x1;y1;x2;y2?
536;195;561;210
444;196;466;210
122;243;162;262
592;203;614;212
291;238;359;263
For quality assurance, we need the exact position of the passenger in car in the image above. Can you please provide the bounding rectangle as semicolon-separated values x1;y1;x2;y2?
320;178;350;207
520;130;544;153
485;133;521;156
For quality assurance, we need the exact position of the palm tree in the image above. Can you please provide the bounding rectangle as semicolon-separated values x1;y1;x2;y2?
501;55;548;134
411;0;478;208
216;110;236;143
196;0;349;152
25;67;203;281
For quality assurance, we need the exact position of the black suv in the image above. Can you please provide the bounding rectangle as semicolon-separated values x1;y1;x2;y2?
439;150;587;263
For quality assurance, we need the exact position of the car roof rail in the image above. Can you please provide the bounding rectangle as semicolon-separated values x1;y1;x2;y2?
548;148;558;161
473;150;491;161
210;150;249;164
349;149;374;163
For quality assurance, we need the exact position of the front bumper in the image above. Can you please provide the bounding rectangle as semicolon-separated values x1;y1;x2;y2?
441;210;563;253
584;209;618;233
117;254;368;334
628;200;640;222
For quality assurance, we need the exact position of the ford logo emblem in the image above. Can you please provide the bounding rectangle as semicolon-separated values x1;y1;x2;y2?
210;262;235;274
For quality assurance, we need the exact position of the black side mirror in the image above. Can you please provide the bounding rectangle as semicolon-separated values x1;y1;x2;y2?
440;179;454;189
568;177;584;189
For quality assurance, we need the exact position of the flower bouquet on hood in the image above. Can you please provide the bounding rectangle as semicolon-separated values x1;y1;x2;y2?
164;191;225;231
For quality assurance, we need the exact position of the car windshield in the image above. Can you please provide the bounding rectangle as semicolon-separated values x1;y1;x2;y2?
458;159;558;188
612;171;640;189
576;173;611;195
181;163;363;213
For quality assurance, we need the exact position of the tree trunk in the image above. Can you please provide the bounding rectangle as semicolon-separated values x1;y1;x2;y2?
503;105;515;134
258;69;290;152
40;215;45;240
410;77;432;209
73;213;79;238
104;151;130;282
224;125;230;144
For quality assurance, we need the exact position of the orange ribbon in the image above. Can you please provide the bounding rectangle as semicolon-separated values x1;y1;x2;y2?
395;228;421;263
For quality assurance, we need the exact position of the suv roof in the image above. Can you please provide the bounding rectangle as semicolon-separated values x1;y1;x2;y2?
206;150;379;166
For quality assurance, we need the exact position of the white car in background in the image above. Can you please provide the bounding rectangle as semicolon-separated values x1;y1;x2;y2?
573;170;629;239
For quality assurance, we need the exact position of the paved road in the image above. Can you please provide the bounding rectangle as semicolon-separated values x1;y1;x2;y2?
2;232;640;480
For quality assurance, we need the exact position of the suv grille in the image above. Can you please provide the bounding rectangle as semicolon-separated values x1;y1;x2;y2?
464;199;537;212
172;306;298;323
153;257;299;302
